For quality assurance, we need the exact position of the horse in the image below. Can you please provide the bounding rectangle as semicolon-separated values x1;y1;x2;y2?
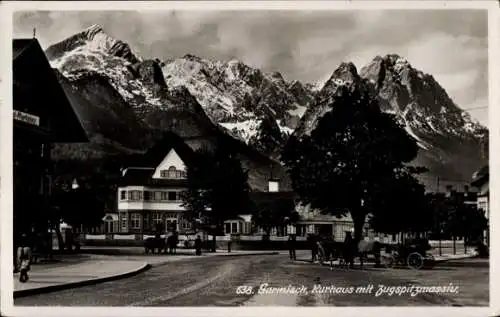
318;238;382;269
144;237;166;254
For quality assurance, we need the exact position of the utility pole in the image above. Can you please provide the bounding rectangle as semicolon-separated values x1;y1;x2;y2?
33;28;36;39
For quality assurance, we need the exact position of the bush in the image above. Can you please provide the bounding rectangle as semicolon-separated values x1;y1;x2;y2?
475;242;489;258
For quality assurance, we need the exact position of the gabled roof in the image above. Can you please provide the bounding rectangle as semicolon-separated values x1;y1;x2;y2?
120;132;195;186
13;39;88;142
127;131;197;169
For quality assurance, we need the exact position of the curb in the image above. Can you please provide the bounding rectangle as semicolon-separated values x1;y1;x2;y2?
13;263;151;299
433;254;478;263
215;251;280;257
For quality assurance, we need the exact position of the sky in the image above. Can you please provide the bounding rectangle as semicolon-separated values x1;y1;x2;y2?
13;10;489;126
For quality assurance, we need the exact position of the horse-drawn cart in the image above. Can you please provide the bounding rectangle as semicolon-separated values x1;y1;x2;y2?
386;239;435;270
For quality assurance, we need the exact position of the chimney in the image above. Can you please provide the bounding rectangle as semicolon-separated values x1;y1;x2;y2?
268;178;279;192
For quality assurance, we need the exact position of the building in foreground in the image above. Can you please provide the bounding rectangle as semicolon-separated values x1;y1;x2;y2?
472;165;489;245
13;38;88;242
117;132;195;234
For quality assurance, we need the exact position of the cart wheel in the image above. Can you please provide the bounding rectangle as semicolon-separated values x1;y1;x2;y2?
407;252;424;270
386;255;396;268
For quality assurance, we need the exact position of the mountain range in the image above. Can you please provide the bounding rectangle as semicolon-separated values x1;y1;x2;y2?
44;24;488;192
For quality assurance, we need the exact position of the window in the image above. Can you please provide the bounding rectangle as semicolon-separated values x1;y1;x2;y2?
168;166;177;178
120;190;126;200
160;166;187;179
161;191;168;201
152;213;162;225
182;221;191;229
168;191;178;201
231;222;238;234
244;222;251;234
154;191;162;201
166;219;178;231
120;213;128;232
129;190;142;201
131;213;141;229
225;223;231;234
144;191;151;201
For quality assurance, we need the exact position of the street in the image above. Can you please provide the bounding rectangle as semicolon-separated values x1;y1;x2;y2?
15;252;488;306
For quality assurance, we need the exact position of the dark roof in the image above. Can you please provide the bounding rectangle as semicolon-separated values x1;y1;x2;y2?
13;39;88;143
249;191;297;205
128;131;197;168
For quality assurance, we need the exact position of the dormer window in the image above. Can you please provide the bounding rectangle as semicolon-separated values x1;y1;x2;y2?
160;166;186;179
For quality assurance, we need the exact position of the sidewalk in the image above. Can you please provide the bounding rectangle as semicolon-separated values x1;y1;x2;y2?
13;249;279;297
14;259;149;298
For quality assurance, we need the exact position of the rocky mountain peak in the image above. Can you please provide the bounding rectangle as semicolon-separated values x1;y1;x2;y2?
81;24;105;39
182;54;203;62
45;24;141;64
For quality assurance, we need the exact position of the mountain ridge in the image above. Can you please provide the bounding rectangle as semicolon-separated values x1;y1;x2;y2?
44;25;487;192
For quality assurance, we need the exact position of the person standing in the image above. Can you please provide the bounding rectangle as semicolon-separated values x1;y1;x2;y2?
17;234;32;283
195;235;202;256
309;234;318;262
288;234;296;260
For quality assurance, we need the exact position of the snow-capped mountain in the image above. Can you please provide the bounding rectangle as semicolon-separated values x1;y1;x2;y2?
162;54;315;156
44;24;292;191
295;55;488;191
44;24;487;192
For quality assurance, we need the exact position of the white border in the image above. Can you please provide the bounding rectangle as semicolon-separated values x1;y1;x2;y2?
0;1;497;317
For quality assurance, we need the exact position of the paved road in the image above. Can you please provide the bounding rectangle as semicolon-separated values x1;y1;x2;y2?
15;253;488;306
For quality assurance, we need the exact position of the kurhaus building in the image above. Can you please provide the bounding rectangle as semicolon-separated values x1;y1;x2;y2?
13;38;87;242
117;132;195;234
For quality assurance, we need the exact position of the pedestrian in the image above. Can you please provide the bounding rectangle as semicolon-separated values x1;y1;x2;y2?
310;234;318;262
288;234;296;260
195;235;202;256
172;231;179;255
17;234;32;283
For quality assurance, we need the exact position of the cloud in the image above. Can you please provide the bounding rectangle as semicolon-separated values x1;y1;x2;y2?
13;9;488;126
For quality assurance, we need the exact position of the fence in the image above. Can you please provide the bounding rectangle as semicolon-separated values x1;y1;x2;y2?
79;234;476;254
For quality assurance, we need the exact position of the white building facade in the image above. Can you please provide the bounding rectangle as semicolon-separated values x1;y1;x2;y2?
116;134;196;234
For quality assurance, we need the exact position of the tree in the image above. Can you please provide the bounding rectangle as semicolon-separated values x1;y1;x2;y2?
49;182;105;251
252;197;299;237
182;145;252;251
282;87;420;242
446;196;488;243
368;167;431;235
